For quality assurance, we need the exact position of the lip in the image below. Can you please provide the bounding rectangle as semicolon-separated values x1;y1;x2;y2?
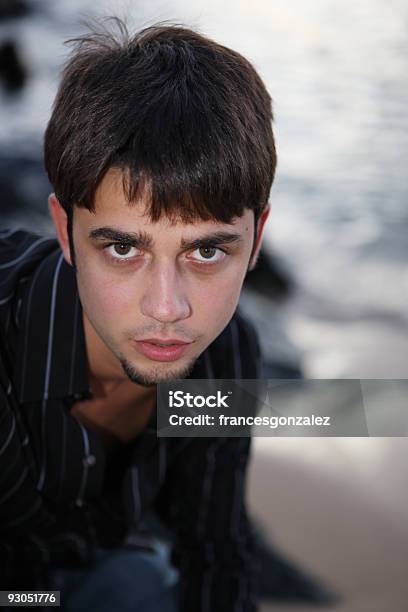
139;338;190;345
134;339;192;362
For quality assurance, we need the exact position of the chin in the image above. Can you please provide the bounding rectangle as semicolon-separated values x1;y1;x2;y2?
120;355;197;387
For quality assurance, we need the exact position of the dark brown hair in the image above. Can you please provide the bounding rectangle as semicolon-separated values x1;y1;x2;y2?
44;17;277;229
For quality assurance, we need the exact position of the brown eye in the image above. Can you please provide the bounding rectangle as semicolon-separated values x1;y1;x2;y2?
189;246;227;265
198;246;217;259
113;243;132;256
106;243;137;261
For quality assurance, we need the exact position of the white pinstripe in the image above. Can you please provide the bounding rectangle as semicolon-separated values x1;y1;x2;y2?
19;254;52;401
0;238;50;269
76;421;91;505
0;293;13;305
42;253;64;401
14;298;22;327
37;253;64;491
0;412;15;457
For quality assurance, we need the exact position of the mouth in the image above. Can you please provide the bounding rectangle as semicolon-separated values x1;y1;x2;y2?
134;338;192;362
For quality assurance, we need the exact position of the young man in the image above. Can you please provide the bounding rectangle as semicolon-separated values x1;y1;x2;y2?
0;19;276;611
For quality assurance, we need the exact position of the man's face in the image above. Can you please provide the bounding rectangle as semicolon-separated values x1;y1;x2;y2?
60;169;263;386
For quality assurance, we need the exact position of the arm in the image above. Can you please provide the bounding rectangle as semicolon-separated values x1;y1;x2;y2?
154;434;259;612
0;344;53;589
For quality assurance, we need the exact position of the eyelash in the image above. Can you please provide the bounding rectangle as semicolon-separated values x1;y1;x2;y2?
102;242;230;266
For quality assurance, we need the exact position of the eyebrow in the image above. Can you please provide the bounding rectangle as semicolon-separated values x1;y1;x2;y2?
88;227;243;250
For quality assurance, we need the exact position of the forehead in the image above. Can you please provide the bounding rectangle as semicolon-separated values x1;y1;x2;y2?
80;168;253;234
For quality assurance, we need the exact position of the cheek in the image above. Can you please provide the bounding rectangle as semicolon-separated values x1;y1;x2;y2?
76;260;134;325
193;271;243;328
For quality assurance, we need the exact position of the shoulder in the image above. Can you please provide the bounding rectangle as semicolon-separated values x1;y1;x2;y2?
0;228;58;300
0;228;59;346
0;228;57;265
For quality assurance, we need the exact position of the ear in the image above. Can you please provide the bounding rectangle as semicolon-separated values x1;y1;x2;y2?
48;193;72;266
248;204;270;271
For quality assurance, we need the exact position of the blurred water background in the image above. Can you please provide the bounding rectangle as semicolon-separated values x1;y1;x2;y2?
1;4;408;609
0;0;407;379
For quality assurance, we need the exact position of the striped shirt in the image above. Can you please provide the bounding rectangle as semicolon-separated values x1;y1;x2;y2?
0;228;262;611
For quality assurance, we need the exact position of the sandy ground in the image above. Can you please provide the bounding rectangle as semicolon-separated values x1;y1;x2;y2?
248;437;408;612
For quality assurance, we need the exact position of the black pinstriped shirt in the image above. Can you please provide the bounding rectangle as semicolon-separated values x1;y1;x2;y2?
0;228;262;611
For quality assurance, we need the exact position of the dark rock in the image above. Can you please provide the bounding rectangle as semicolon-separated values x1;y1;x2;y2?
0;40;27;91
0;154;50;218
244;248;295;302
0;0;30;20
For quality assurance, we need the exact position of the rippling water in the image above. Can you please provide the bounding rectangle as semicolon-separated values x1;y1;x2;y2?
1;0;407;376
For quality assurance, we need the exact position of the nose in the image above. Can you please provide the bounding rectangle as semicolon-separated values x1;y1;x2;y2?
140;262;191;324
